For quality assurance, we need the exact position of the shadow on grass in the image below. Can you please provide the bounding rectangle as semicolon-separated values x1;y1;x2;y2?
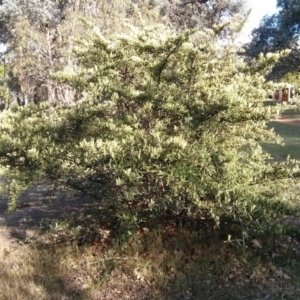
268;121;300;139
95;219;300;300
0;182;98;299
0;235;88;299
0;243;91;300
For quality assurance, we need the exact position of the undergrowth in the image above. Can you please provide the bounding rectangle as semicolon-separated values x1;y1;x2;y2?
2;203;300;300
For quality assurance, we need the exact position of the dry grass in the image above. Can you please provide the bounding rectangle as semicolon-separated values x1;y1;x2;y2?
1;221;300;300
0;238;95;300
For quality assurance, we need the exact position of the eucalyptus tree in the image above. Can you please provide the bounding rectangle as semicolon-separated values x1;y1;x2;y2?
159;0;245;26
0;0;169;105
0;0;74;105
0;0;250;107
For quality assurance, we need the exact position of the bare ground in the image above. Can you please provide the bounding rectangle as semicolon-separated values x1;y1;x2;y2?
0;181;92;252
272;114;300;126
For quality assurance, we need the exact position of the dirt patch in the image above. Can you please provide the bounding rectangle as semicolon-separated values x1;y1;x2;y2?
0;181;93;251
272;115;300;127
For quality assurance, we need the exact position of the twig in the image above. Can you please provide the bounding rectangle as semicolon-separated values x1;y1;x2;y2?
88;256;138;265
235;207;245;247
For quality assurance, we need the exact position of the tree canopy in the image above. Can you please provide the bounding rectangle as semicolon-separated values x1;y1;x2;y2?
245;0;300;81
0;0;249;106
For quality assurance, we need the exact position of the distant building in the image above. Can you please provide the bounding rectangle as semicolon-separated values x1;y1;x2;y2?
273;84;296;103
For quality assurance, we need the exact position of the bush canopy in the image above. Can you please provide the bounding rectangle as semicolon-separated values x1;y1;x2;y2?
0;25;299;237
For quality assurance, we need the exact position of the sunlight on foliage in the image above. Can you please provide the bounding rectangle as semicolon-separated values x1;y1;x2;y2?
0;24;299;237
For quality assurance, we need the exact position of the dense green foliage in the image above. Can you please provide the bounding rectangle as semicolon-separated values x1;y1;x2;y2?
0;63;8;104
280;71;300;88
0;25;299;238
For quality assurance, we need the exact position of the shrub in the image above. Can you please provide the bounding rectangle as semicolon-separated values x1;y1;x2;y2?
0;26;299;237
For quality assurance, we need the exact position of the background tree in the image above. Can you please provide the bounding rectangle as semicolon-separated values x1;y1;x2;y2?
157;0;249;39
0;0;73;105
0;0;250;106
0;60;8;109
0;0;167;105
245;0;300;82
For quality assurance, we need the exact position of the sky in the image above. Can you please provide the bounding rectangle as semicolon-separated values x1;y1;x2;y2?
238;0;279;43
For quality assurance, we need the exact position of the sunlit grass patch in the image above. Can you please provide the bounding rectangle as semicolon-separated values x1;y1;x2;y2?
263;107;300;161
0;242;92;300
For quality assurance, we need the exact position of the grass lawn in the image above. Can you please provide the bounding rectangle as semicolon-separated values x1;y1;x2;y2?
263;106;300;161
